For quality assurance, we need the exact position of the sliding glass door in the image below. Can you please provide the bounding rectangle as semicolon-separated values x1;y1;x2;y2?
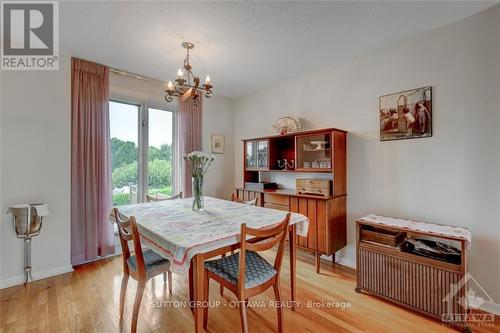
109;100;140;205
147;107;174;198
109;100;175;206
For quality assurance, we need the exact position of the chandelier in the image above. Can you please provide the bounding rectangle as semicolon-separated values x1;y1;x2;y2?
165;42;213;105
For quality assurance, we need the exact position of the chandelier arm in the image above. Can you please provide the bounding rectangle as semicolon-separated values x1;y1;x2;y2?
166;41;213;103
177;83;211;91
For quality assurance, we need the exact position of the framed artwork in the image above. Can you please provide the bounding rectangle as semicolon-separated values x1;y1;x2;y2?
211;134;225;154
379;86;432;141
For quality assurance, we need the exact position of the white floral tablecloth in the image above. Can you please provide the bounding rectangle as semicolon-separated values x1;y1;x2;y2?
112;196;309;273
358;215;471;248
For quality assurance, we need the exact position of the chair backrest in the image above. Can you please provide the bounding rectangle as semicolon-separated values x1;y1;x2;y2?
238;213;291;295
146;192;183;203
231;193;258;206
113;208;146;277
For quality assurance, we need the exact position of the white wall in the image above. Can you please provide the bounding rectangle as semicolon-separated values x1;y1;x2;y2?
233;5;500;303
202;96;235;199
1;55;73;287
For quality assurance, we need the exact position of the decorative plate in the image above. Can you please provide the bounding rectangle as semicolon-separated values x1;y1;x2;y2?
271;116;301;135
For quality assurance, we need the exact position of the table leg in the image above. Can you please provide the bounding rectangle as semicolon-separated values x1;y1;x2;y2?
192;254;204;333
289;224;297;311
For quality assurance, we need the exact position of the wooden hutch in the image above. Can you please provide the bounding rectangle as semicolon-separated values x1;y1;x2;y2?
235;128;347;273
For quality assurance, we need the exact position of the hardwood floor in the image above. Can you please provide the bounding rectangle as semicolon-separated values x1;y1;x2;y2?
1;249;498;333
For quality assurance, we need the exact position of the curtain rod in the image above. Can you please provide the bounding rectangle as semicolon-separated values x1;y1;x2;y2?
109;67;168;85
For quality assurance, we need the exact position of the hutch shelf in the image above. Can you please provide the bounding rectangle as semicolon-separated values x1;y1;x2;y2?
237;128;347;273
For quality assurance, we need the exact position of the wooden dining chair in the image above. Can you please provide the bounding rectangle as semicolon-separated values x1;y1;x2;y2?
231;192;258;206
113;208;173;333
146;192;183;202
203;213;291;333
219;192;259;295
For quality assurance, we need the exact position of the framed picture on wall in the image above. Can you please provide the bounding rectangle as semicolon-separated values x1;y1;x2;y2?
379;86;432;141
211;134;225;154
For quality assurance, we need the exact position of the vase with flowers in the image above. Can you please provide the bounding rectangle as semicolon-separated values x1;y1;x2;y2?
184;151;215;211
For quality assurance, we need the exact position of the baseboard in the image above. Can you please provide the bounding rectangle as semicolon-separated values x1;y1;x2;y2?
479;301;500;316
321;254;356;269
0;265;74;290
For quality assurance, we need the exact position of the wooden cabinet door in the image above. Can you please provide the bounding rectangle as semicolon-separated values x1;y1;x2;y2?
257;140;269;169
290;197;319;252
316;200;328;253
244;140;269;170
245;141;258;169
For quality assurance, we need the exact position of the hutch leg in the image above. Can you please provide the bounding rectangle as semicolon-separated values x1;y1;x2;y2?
331;253;336;265
315;253;321;274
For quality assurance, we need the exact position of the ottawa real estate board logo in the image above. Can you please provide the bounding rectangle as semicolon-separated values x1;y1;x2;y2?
1;1;58;70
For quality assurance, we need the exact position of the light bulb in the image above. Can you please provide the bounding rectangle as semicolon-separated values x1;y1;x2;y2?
205;75;211;85
177;68;183;78
167;81;173;91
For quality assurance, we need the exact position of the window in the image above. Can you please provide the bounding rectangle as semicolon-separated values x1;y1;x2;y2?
110;100;140;205
147;107;174;197
109;100;176;206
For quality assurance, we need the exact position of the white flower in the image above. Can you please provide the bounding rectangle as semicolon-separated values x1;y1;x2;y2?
185;151;215;161
184;151;215;176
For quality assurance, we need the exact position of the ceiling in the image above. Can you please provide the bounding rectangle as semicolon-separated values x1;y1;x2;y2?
60;1;497;98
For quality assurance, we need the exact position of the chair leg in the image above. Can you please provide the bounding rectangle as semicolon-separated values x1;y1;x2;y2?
220;253;226;296
131;280;146;333
239;299;249;333
119;274;129;318
168;271;173;295
273;283;284;333
203;272;210;330
163;272;166;283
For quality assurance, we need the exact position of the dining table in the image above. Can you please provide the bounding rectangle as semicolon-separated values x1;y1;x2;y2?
112;196;309;333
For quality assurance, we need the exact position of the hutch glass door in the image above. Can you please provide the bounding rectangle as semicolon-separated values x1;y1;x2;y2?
245;140;268;170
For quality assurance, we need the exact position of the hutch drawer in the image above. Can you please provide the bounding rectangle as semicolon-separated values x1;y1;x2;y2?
264;193;289;206
264;203;289;211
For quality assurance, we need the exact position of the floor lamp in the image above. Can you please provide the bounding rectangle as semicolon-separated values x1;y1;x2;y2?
4;204;50;301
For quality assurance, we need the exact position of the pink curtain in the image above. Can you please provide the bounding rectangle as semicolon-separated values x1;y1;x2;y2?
71;58;114;265
178;98;202;197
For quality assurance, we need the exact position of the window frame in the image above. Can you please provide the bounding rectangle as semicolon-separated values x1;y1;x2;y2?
144;103;178;198
109;96;178;204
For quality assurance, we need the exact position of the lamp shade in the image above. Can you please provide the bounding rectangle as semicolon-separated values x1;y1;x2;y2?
7;204;49;237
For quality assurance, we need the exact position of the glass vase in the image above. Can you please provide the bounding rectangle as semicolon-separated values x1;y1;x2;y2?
192;175;204;211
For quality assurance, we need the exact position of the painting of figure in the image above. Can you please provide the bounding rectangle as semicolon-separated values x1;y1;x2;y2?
380;86;432;141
